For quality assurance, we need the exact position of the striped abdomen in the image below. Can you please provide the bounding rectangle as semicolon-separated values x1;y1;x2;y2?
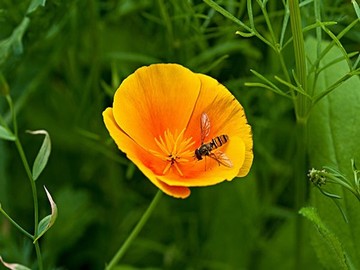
210;135;229;149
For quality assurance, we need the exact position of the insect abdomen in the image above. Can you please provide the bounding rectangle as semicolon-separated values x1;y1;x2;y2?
210;135;229;149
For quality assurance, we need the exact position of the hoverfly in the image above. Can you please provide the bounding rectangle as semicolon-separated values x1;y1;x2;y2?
194;112;233;168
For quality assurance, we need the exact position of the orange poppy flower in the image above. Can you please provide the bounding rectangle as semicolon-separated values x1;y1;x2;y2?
103;63;253;198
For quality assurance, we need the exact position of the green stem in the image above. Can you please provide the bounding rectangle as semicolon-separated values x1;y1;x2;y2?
6;95;43;270
14;139;39;227
288;2;308;269
278;51;293;91
0;114;7;127
312;0;322;98
259;1;277;45
289;0;309;121
260;2;293;98
324;173;360;201
0;206;33;239
6;95;17;137
35;243;43;270
105;190;163;270
294;121;307;270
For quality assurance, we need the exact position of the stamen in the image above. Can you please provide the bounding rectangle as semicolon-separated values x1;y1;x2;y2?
155;137;168;155
162;161;172;175
173;161;184;176
150;128;194;176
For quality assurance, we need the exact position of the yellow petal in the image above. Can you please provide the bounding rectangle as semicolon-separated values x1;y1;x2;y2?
156;180;191;198
156;137;245;187
112;64;201;152
103;107;191;198
237;140;253;177
185;73;253;177
103;64;253;198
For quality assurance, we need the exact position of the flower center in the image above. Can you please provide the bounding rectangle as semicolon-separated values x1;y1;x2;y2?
149;128;195;176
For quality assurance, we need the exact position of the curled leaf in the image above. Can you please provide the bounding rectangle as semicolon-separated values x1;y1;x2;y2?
0;256;31;270
0;18;29;66
235;30;255;38
26;129;51;181
352;0;360;19
0;126;15;141
27;0;46;14
318;187;342;199
33;187;58;243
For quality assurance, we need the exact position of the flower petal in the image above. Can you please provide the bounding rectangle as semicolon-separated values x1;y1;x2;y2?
157;137;245;187
185;73;253;177
112;64;201;151
237;141;253;177
103;108;191;198
156;180;191;198
103;64;253;198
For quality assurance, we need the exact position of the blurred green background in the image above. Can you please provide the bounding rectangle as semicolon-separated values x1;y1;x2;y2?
0;0;359;269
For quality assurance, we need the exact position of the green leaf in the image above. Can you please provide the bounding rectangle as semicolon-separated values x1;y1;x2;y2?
203;0;250;31
307;36;360;268
27;0;46;14
200;178;262;268
40;187;97;260
246;69;291;99
235;30;255;38
0;126;15;141
33;187;58;243
0;18;30;67
299;207;348;269
0;256;31;270
352;0;360;19
27;130;51;181
0;73;10;95
106;52;160;65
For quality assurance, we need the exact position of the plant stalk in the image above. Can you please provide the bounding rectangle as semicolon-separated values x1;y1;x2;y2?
288;1;308;269
105;190;163;270
289;0;309;121
295;121;307;270
0;206;33;239
7;95;43;270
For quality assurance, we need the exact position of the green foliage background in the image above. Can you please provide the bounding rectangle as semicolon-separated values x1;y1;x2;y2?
0;0;360;269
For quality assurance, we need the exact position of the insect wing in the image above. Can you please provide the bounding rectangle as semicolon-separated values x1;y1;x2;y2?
210;150;233;168
200;112;211;143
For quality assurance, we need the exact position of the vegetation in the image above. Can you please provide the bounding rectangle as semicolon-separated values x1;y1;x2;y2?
1;0;360;269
